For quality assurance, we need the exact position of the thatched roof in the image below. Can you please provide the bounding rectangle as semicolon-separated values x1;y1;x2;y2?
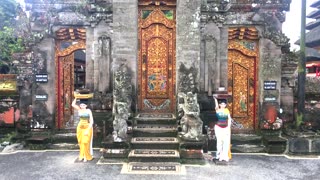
306;47;320;61
295;25;320;48
306;19;320;30
307;9;320;19
311;0;320;8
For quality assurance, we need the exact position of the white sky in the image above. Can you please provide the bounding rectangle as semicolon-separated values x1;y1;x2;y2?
283;0;318;50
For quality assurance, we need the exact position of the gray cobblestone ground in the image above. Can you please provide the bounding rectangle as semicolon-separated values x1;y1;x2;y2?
0;150;319;180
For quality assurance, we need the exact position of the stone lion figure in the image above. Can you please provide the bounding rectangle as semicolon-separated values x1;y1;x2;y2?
178;92;203;141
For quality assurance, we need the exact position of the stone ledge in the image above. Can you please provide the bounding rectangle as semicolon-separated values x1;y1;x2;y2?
288;137;320;154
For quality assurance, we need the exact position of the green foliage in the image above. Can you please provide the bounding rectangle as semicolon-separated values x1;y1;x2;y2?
0;27;24;59
0;131;17;144
296;113;303;129
0;0;24;74
0;0;17;29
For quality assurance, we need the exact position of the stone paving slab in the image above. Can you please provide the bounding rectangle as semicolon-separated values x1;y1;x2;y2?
1;150;320;179
122;162;184;175
131;137;179;144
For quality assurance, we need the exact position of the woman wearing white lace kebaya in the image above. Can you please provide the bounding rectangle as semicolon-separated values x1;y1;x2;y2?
213;97;232;162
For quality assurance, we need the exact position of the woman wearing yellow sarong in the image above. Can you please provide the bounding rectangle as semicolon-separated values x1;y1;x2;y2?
72;98;94;162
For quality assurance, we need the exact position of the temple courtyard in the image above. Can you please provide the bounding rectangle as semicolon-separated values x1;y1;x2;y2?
0;149;319;180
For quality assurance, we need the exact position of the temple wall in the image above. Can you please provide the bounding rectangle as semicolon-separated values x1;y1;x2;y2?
176;0;202;93
31;38;56;128
113;0;138;93
87;23;113;93
259;38;282;105
200;23;221;94
15;0;291;132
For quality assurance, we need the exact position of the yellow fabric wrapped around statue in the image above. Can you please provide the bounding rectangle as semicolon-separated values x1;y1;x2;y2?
77;112;93;161
72;97;94;162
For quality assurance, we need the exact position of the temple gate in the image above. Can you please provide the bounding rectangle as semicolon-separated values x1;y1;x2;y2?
55;28;86;129
227;27;259;132
138;1;176;113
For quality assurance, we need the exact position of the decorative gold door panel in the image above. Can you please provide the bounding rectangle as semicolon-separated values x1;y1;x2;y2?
138;6;176;112
57;54;74;129
228;40;259;131
55;40;86;129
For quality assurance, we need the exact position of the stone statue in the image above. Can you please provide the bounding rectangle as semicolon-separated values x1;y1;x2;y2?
112;60;132;142
178;92;203;141
112;102;128;142
113;61;132;116
178;63;198;93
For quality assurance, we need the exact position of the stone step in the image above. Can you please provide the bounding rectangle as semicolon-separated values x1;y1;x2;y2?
51;132;77;143
47;143;79;150
263;136;286;154
231;144;266;153
207;134;265;153
131;137;179;149
101;135;131;150
26;135;50;150
135;118;177;125
53;128;76;134
26;136;50;144
128;149;180;162
135;113;176;125
133;124;177;137
124;162;182;174
136;113;176;120
231;134;262;145
101;148;130;158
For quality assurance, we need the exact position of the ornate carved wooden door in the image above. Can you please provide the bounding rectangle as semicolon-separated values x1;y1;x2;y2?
55;40;86;129
57;54;74;129
138;3;176;112
228;38;259;132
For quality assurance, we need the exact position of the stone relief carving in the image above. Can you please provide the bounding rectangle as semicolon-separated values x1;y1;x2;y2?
178;92;204;141
178;63;198;93
201;13;226;25
33;50;47;74
201;0;231;12
252;10;289;47
87;1;113;26
113;61;132;113
227;12;256;25
281;52;298;88
97;35;112;92
143;99;170;110
58;12;87;25
200;0;227;24
112;60;132;141
204;36;217;94
91;92;112;110
98;36;111;57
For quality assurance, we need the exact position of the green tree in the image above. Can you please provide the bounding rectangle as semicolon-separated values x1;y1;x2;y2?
0;0;17;28
0;0;24;74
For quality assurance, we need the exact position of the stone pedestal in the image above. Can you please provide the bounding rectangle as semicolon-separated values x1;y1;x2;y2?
179;135;206;164
101;135;131;158
288;136;320;154
263;136;287;154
